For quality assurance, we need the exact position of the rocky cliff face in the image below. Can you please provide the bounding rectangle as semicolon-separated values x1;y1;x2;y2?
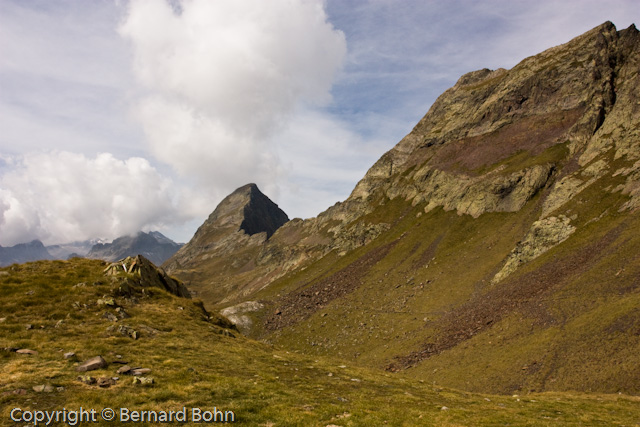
87;231;182;265
168;22;640;394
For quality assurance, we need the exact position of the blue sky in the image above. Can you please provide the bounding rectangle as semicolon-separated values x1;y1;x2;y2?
1;0;638;245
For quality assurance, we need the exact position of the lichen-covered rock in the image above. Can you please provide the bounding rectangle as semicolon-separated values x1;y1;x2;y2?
493;215;576;283
105;255;190;298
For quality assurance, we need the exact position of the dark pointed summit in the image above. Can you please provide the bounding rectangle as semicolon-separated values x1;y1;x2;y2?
239;184;289;239
163;184;289;287
194;183;289;240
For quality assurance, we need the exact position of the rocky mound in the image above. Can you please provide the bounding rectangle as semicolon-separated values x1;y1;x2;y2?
105;255;191;298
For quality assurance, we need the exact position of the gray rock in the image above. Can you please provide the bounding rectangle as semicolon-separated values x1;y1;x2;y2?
97;377;116;388
116;307;130;319
117;325;139;339
16;349;38;355
1;389;27;396
76;356;108;372
33;385;54;393
102;312;118;322
131;368;151;376
64;352;76;360
116;365;132;375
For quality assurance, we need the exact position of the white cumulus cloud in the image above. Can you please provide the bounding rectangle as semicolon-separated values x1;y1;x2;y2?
0;151;180;246
119;0;347;197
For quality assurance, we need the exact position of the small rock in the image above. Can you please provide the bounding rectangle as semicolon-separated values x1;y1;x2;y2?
97;377;116;388
115;307;130;319
64;352;76;360
102;312;118;322
441;406;449;411
97;297;116;307
76;356;108;372
33;385;54;393
55;319;64;328
56;387;65;392
77;375;96;385
1;389;27;397
116;365;132;375
16;349;38;355
132;368;151;376
117;325;138;340
73;282;86;288
25;324;33;330
0;317;6;322
132;376;154;385
327;372;333;377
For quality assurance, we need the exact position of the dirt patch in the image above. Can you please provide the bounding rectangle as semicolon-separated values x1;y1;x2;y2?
412;234;444;270
386;223;625;371
431;108;583;173
264;241;399;331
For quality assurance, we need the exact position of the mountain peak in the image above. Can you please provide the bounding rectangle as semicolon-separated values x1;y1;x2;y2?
198;183;289;239
87;231;182;265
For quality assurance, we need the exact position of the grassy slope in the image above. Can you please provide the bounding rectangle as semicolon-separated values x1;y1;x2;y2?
1;259;639;426
249;144;640;397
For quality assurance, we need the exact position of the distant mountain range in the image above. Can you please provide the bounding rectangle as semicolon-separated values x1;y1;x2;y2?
86;231;182;265
0;240;54;267
0;232;181;267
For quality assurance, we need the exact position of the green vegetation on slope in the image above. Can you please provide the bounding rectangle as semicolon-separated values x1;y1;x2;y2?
1;259;639;425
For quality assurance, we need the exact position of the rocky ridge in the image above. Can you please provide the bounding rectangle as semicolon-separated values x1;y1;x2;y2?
166;22;640;394
169;21;640;305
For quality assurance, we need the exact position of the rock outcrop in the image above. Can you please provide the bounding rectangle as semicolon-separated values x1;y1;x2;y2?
105;255;190;298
